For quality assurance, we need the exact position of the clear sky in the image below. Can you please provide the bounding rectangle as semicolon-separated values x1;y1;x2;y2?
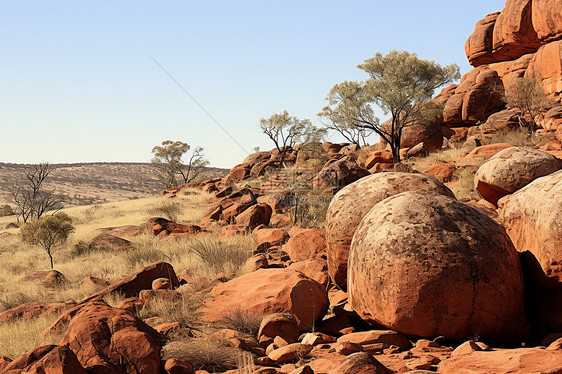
0;0;506;168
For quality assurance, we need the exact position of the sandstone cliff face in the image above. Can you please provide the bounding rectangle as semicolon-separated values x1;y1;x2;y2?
465;0;562;99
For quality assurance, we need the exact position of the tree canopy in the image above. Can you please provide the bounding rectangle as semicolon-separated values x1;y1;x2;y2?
20;212;74;269
151;140;209;188
319;50;460;163
260;110;326;164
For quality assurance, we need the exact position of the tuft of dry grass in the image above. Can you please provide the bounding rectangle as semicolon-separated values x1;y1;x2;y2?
451;168;480;201
138;288;205;326
220;308;263;336
162;338;242;372
187;236;255;279
0;314;62;359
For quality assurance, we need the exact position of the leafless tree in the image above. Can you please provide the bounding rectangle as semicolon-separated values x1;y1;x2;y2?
12;163;63;223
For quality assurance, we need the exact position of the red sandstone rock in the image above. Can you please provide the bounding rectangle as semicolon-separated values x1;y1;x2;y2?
312;158;369;192
442;67;506;126
3;345;56;372
337;330;410;351
525;40;562;98
327;352;391;374
465;12;501;66
267;343;313;364
325;172;454;288
258;313;300;344
533;0;562;42
348;191;526;341
286;259;329;289
422;164;457;182
253;227;287;248
165;358;194;374
362;151;393;169
467;109;521;136
229;164;252;181
459;143;515;161
475;147;562;205
200;268;328;330
499;170;562;280
492;0;542;62
45;262;179;335
437;347;562;373
235;203;272;230
59;301;161;373
488;54;534;89
23;345;88;374
282;228;326;262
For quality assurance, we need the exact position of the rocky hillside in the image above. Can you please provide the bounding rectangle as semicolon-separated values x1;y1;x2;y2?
0;0;562;373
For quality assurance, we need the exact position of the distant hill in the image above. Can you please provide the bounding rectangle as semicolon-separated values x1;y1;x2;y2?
0;162;229;207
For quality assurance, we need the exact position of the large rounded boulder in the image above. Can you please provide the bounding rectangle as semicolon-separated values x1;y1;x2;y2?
348;191;525;341
475;147;562;205
499;169;562;281
325;173;455;288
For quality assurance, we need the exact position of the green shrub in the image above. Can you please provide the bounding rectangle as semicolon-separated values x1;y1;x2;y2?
20;213;74;269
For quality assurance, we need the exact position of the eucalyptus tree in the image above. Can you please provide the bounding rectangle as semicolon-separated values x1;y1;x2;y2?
319;51;460;163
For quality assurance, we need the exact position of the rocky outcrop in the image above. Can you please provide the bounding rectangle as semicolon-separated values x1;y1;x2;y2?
465;0;562;99
348;191;526;341
465;12;501;66
441;67;506;127
499;169;562;280
325;173;454;289
475;147;562;204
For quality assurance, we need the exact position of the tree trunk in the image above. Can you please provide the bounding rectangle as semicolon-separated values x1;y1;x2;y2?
391;137;401;164
47;250;53;269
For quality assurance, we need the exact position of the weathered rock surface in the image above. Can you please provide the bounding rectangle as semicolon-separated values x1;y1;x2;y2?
465;12;501;66
348;191;525;341
282;228;326;262
312;158;369;192
525;40;562;98
59;301;161;373
327;352;391;374
437;347;562;373
325;173;454;288
475;147;562;204
499;169;562;280
200;268;328;330
442;67;506;126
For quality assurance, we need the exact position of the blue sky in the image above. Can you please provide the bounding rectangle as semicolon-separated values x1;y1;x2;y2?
0;1;506;168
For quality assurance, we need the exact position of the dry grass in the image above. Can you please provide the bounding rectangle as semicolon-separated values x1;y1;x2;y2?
162;338;242;372
138;287;205;326
220;308;263;336
0;190;218;309
482;128;555;147
0;314;62;358
186;236;255;278
450;168;479;201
